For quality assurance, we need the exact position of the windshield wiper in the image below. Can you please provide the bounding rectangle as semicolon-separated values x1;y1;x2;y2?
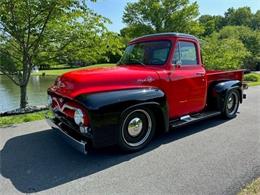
130;59;146;66
117;58;146;66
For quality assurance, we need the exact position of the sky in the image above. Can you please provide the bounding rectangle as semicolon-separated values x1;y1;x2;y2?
87;0;260;33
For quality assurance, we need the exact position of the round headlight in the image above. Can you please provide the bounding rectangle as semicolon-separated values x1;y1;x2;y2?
74;109;84;125
47;95;52;106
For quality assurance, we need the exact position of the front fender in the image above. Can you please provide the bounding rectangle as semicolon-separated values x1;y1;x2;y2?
75;88;168;147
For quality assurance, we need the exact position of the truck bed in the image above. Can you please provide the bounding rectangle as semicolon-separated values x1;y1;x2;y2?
206;69;244;86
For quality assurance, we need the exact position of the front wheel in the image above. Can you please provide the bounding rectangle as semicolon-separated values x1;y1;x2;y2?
118;108;156;152
221;89;240;119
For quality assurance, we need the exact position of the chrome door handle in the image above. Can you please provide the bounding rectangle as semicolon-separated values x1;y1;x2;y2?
196;72;205;76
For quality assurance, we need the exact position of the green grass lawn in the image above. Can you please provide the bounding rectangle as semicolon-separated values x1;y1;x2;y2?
0;110;49;127
244;73;260;87
32;63;116;76
238;178;260;195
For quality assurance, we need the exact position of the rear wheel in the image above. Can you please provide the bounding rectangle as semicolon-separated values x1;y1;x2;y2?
221;89;240;119
118;108;155;152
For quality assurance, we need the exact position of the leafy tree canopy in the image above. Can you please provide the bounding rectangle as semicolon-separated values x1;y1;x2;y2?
199;6;260;36
217;26;260;70
224;7;254;28
198;15;224;36
0;0;123;108
201;33;250;70
121;0;204;39
199;7;260;70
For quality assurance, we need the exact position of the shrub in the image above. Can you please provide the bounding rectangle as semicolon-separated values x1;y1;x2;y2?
244;74;259;82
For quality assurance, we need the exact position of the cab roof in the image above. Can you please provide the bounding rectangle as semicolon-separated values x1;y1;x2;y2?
130;32;198;43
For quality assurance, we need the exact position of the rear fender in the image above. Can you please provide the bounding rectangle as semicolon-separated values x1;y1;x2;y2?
212;80;242;110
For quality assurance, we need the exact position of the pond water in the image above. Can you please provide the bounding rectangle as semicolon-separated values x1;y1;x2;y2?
0;75;57;112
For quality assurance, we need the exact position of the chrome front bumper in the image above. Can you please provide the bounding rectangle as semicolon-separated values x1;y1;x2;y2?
46;118;88;154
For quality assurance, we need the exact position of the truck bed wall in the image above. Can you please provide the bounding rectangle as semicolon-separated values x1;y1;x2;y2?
205;70;244;111
206;70;244;87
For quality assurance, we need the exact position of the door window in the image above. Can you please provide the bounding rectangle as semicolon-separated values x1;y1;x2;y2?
172;41;198;65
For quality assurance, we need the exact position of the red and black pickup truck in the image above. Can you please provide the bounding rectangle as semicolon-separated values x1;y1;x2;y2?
47;32;247;154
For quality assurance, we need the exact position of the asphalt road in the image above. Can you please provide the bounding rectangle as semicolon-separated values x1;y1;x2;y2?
0;86;259;195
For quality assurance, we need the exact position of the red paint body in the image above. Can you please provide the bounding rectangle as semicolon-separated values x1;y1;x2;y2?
49;34;244;120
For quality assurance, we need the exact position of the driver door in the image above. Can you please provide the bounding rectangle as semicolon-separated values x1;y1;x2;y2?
168;40;207;118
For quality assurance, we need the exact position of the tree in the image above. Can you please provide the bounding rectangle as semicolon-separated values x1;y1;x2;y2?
36;9;124;66
224;7;254;28
199;7;260;36
0;0;115;109
217;26;260;70
199;15;225;36
201;34;250;70
122;0;204;39
252;10;260;30
198;7;260;70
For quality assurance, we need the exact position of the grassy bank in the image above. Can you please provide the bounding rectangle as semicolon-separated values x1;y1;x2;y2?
32;63;116;76
0;110;49;127
239;178;260;195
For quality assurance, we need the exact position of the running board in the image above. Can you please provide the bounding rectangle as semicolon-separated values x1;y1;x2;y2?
169;111;221;128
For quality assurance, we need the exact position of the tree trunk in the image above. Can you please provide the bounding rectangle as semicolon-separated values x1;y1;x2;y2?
20;85;28;109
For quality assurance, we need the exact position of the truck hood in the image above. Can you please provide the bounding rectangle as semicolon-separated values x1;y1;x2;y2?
49;65;160;98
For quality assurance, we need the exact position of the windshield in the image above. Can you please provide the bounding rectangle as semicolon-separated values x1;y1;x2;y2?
118;40;171;66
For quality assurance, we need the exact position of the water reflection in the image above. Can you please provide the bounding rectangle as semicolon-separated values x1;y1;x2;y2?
0;75;57;112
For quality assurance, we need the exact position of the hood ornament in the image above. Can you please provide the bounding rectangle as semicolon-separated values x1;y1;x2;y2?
59;98;64;103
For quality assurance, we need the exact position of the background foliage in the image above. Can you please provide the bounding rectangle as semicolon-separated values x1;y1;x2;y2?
0;0;123;108
198;7;260;70
121;0;203;39
0;0;259;109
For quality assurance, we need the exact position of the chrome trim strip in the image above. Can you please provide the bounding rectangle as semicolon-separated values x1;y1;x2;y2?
170;111;221;128
52;97;78;112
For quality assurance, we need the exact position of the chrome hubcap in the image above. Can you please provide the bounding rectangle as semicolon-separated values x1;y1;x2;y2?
128;117;143;137
227;96;234;110
122;109;152;147
226;91;239;115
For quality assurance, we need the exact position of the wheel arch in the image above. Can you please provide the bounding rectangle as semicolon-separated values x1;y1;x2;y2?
75;88;169;147
210;80;242;111
120;101;169;134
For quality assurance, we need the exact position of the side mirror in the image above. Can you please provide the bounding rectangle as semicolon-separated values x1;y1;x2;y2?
175;60;182;68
